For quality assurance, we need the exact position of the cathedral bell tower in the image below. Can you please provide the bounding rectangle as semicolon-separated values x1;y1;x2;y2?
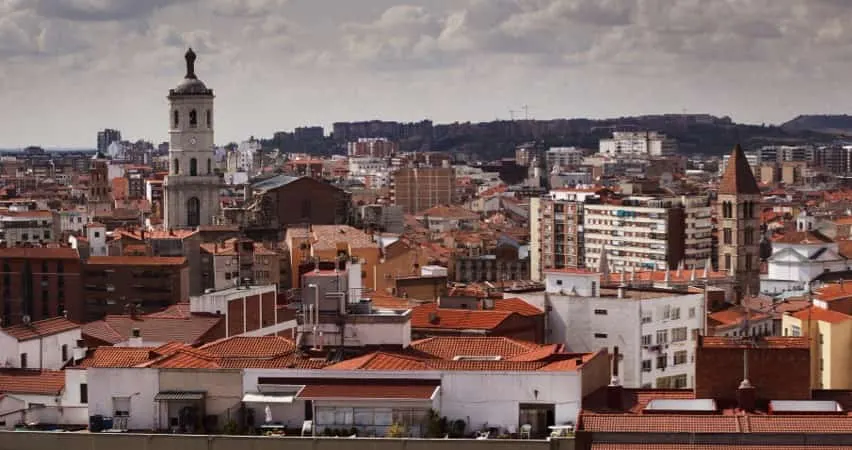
163;48;221;229
717;144;761;300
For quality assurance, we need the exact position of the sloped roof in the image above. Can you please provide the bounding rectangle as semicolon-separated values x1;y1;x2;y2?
0;369;65;395
772;230;834;245
2;317;79;341
792;306;852;324
719;144;760;195
411;336;542;359
81;314;222;345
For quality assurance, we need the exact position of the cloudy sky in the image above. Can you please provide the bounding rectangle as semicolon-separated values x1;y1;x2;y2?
2;0;852;148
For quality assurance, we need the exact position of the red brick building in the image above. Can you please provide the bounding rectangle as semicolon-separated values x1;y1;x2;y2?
244;175;352;230
0;247;83;325
82;256;189;321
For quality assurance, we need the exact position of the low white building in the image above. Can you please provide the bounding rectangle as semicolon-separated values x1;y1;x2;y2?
517;270;705;389
59;208;89;234
0;209;57;245
762;213;849;295
0;317;82;370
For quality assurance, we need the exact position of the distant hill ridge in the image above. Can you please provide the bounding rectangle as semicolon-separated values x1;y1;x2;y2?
781;115;852;135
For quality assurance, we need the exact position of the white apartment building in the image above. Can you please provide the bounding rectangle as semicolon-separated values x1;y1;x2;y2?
233;140;263;174
518;269;705;389
598;131;677;157
0;209;58;245
719;151;760;177
348;156;392;188
59;208;89;234
583;195;712;272
546;147;586;168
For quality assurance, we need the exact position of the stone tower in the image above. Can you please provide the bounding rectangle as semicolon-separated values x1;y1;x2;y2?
163;48;220;229
717;144;761;299
87;150;112;217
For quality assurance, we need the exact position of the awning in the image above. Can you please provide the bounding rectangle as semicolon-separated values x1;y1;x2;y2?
242;393;295;404
154;391;206;401
296;384;439;401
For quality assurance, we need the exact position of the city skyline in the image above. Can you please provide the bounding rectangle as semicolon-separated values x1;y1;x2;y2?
3;0;852;147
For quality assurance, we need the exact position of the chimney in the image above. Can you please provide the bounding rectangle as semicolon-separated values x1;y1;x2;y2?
737;347;756;412
128;328;143;347
606;346;624;410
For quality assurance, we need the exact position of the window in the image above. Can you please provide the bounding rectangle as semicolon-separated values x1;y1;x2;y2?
745;254;752;271
673;350;688;365
112;397;130;417
173;158;180;175
656;354;668;369
591;281;597;297
186;197;200;228
80;383;88;403
94;232;100;238
190;158;198;176
189;109;198;128
61;344;68;361
656;329;668;345
173;110;179;128
819;333;824;345
723;228;732;245
641;334;652;346
671;327;688;342
722;201;732;218
594;333;608;339
641;313;652;324
744;227;754;245
692;329;700;341
642;360;652;372
673;374;688;388
791;325;801;337
206;110;212;128
671;308;681;320
594;309;608;315
556;279;563;286
688;307;696;319
724;254;731;269
207;158;212;175
44;231;50;239
20;353;27;368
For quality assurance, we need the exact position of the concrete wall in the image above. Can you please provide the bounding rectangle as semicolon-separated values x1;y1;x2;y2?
0;432;574;450
158;369;243;430
87;368;159;430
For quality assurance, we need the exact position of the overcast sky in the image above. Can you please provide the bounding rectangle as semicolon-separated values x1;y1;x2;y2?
2;0;852;148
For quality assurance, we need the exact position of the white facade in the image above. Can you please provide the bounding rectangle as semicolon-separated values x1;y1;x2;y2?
0;211;56;245
86;368;160;431
86;223;108;256
0;327;82;370
599;131;677;157
163;50;221;229
543;270;601;297
234;140;262;174
59;209;89;234
546;147;585;168
764;241;848;293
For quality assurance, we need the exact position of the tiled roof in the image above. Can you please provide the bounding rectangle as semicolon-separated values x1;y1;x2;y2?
76;347;159;368
81;314;222;345
85;256;187;266
114;229;198;241
605;269;731;284
707;306;770;329
2;317;79;341
494;297;544;316
718;144;760;195
0;210;53;218
746;416;852;433
815;282;852;302
0;247;79;259
0;369;65;395
410;303;514;331
792;306;852;324
146;303;192;319
417;205;479;220
297;383;439;400
772;230;834;244
700;336;809;349
199;336;296;358
411;336;539;359
581;414;739;433
200;238;278;256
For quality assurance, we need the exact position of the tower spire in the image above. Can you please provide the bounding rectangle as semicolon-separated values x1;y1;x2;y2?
719;144;760;195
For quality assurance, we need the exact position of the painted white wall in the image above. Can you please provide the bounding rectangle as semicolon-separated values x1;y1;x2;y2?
543;271;600;297
0;328;81;370
86;368;159;430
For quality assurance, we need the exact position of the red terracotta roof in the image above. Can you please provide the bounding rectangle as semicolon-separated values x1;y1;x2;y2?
494;297;544;316
792;306;852;324
700;336;809;349
0;247;79;259
75;347;158;368
410;303;514;331
815;282;852;302
81;314;221;345
411;336;539;359
582;414;740;433
146;303;192;319
707;306;770;329
745;415;852;433
0;369;65;395
2;317;79;341
297;383;439;400
85;256;187;266
718;144;760;196
771;230;834;244
199;336;296;358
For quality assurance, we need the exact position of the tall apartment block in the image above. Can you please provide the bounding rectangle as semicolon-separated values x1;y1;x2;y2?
347;138;398;158
391;167;455;214
96;128;122;154
598;131;677;157
584;195;713;272
531;189;713;280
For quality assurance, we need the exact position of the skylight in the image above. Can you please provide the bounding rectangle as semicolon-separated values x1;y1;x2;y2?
645;399;717;412
769;400;843;413
452;355;502;361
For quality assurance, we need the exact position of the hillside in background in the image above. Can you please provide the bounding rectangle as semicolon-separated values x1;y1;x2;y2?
781;115;852;135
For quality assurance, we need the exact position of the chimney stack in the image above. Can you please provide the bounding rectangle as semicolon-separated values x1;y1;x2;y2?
128;328;143;347
606;346;624;410
737;347;756;412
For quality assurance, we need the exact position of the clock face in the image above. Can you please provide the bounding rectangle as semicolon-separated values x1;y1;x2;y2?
189;137;197;146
